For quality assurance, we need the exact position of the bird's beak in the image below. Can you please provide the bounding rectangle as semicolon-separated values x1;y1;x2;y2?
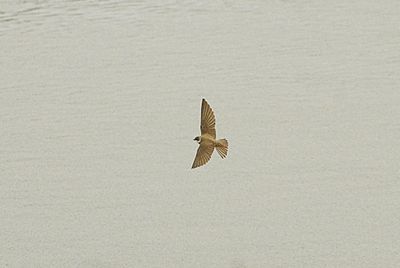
193;138;196;141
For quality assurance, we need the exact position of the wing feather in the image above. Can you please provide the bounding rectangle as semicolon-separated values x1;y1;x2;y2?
191;142;214;169
200;99;216;138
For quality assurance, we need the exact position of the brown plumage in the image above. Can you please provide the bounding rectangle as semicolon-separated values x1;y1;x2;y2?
192;99;228;169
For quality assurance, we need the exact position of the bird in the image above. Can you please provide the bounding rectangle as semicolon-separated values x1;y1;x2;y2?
192;98;228;169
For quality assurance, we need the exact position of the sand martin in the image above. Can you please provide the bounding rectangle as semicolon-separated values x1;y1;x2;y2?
192;99;228;169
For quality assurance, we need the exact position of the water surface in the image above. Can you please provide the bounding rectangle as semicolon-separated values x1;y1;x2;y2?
1;1;400;267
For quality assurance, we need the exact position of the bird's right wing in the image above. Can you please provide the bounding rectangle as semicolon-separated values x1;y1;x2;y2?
200;99;216;138
191;141;214;169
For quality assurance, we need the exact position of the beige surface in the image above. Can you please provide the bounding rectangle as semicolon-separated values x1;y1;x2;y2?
1;1;400;267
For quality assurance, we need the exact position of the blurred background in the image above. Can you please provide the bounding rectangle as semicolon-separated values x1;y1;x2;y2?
1;1;400;267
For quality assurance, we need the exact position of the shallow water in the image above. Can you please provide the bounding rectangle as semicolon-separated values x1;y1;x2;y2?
1;1;400;267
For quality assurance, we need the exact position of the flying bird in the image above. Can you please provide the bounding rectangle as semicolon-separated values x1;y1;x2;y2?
192;99;228;169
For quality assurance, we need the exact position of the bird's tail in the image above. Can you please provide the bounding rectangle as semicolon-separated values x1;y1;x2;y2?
216;139;228;159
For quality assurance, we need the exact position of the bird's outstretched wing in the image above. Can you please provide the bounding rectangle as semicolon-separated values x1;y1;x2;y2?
191;141;214;169
200;99;216;138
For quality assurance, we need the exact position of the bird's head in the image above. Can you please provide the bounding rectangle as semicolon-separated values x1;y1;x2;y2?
193;136;200;143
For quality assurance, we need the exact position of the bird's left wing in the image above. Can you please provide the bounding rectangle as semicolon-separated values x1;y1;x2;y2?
191;141;214;169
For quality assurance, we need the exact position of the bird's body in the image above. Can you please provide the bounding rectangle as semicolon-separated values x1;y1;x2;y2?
192;99;228;169
195;133;214;144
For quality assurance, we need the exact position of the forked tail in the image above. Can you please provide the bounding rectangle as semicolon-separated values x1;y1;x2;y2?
216;139;228;159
